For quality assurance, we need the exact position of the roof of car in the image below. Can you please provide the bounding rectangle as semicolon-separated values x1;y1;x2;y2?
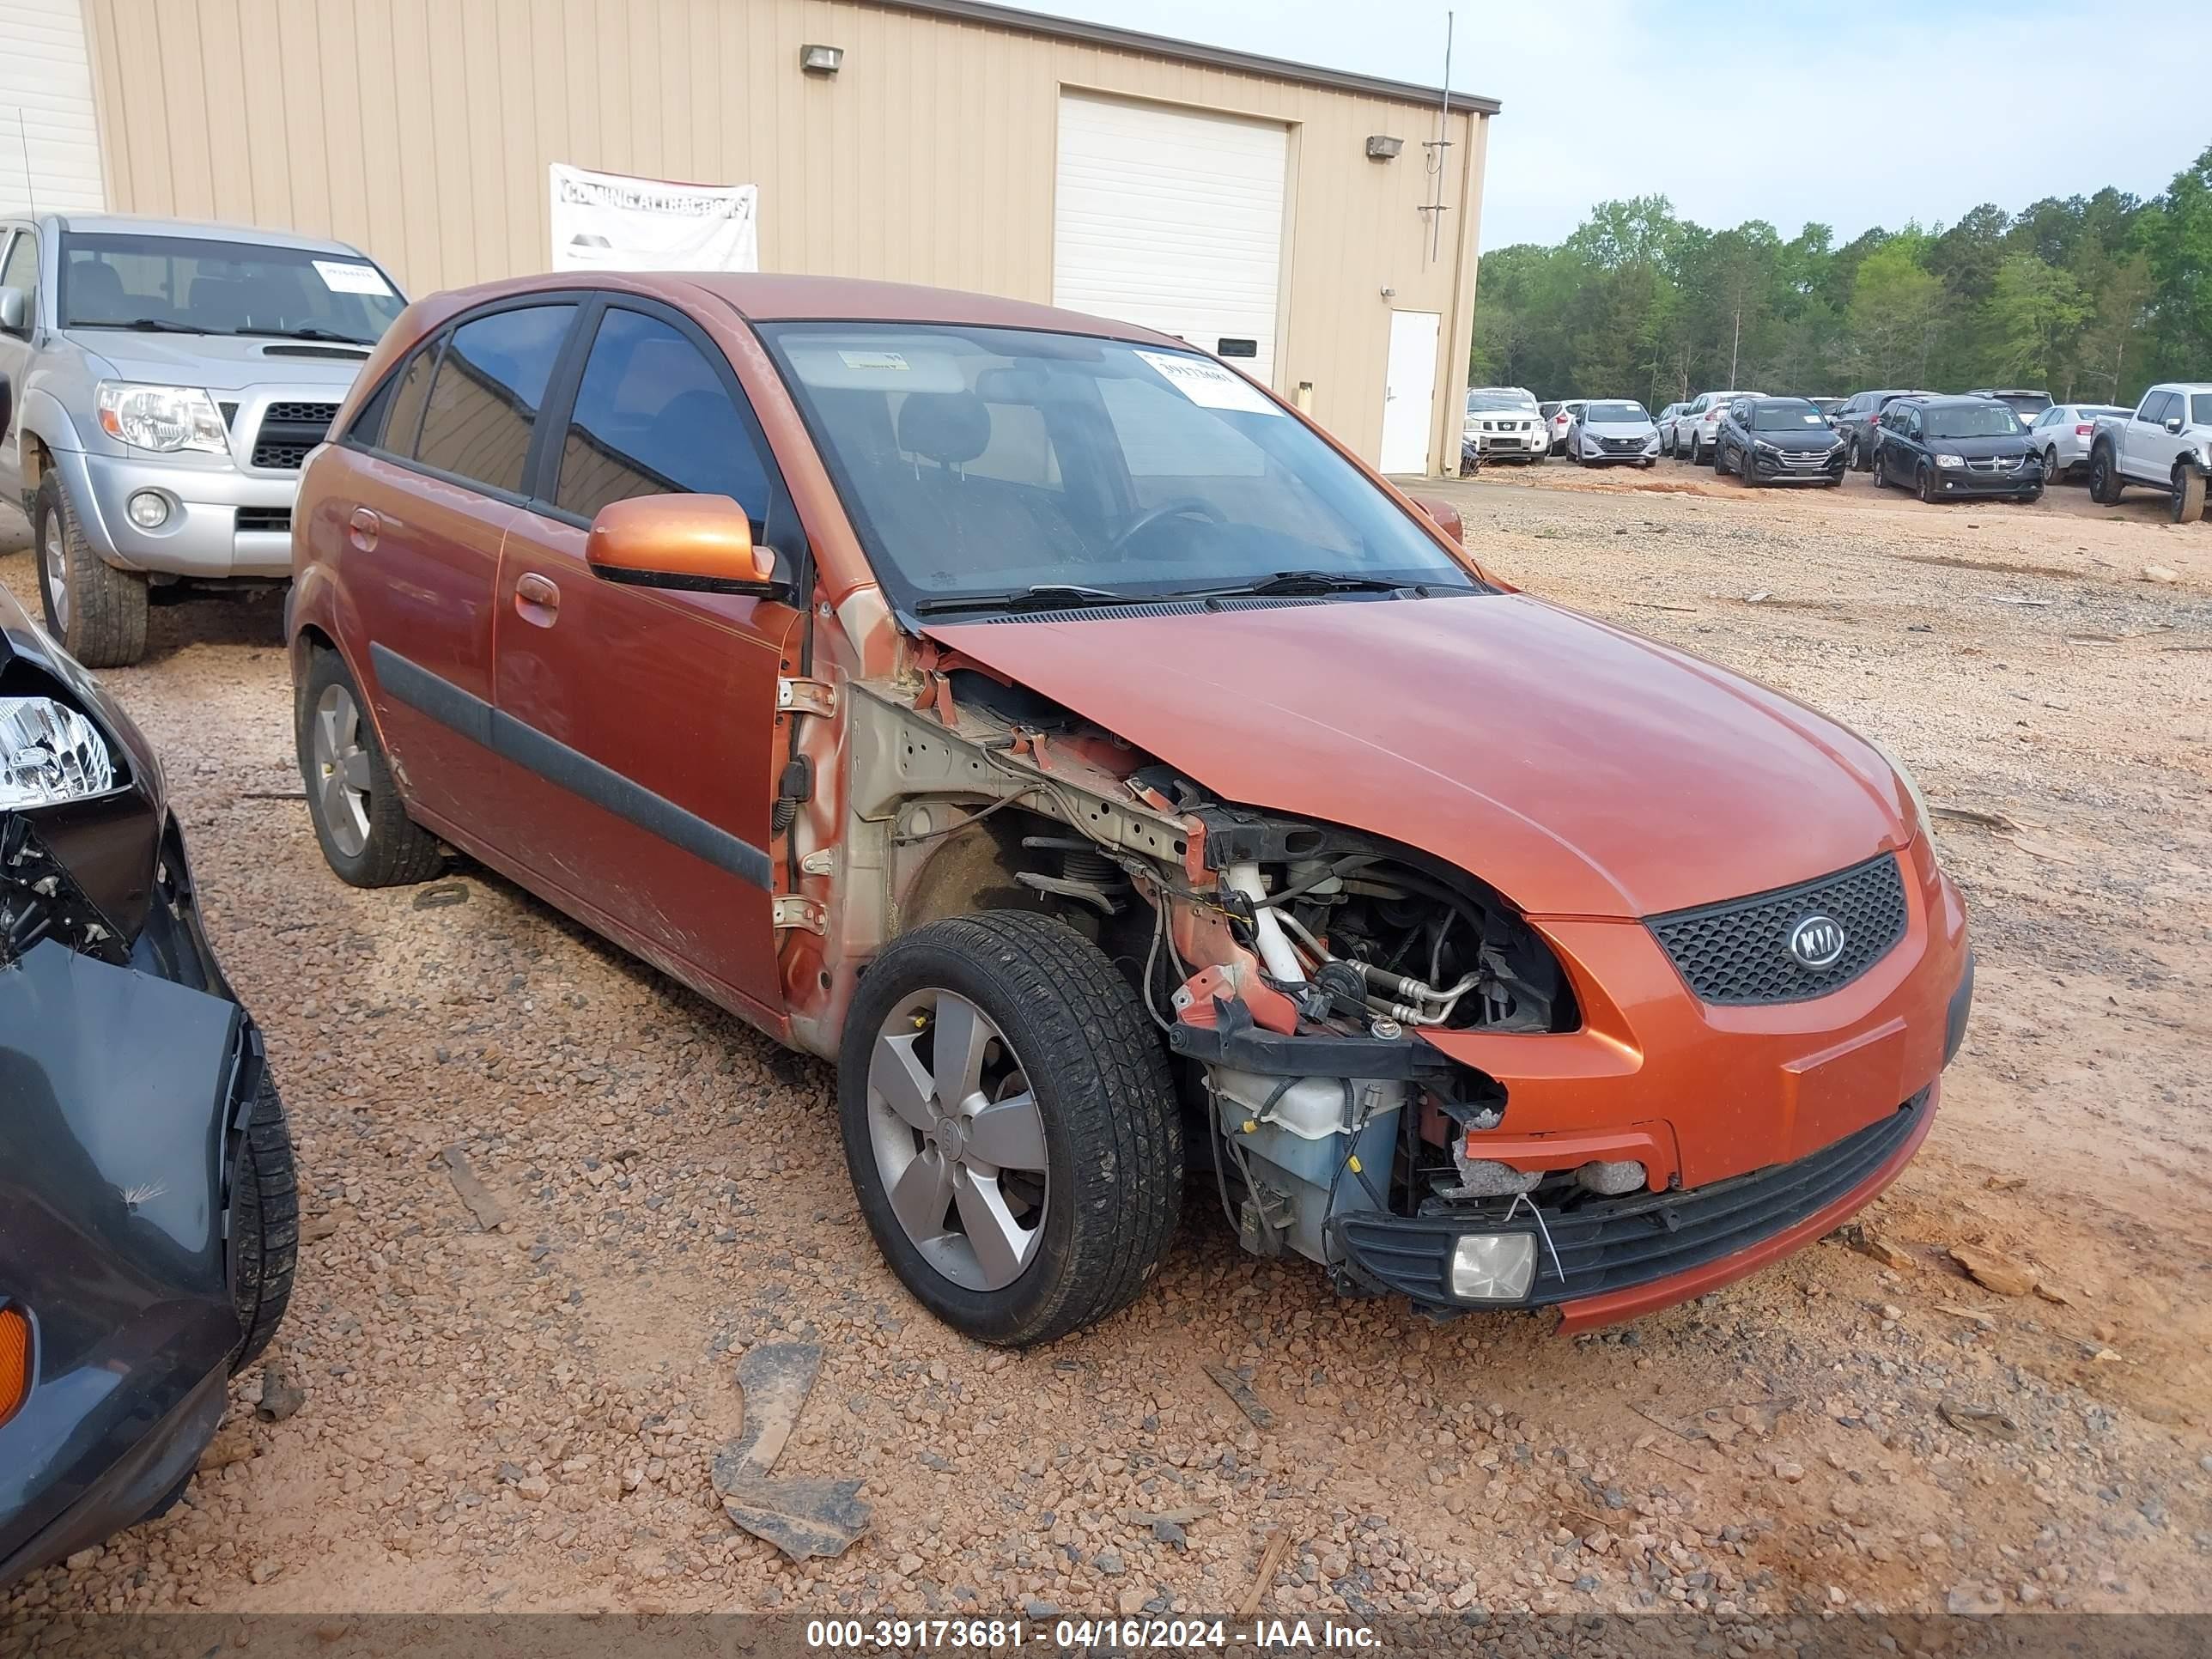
42;211;374;257
1913;394;1998;408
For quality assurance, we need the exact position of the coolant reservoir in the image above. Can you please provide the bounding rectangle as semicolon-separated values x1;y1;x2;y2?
1210;1067;1405;1266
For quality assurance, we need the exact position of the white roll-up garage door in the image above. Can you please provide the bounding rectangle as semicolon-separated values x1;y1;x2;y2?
0;0;106;214
1053;92;1287;386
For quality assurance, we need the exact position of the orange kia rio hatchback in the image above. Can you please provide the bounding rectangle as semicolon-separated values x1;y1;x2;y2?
288;274;1972;1347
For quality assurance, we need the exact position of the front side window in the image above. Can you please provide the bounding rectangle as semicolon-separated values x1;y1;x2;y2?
0;230;36;306
413;305;575;495
2138;392;2173;425
760;323;1479;614
552;307;772;526
57;231;404;343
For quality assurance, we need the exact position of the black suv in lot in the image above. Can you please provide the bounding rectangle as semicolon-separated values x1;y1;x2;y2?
1833;388;1936;471
1713;397;1846;486
1871;395;2045;503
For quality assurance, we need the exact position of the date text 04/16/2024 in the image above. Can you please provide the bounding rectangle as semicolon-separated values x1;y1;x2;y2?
804;1618;1384;1650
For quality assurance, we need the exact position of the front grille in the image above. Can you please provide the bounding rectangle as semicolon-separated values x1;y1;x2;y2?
1647;852;1907;1006
1332;1091;1930;1309
1776;449;1832;467
249;400;341;470
236;507;292;534
1601;437;1642;453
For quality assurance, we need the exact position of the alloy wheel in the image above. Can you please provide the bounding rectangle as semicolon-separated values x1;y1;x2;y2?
42;512;70;635
311;684;374;858
866;989;1048;1292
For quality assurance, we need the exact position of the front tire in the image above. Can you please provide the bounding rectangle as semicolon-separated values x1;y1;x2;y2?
839;912;1183;1347
2172;467;2205;524
34;473;149;668
1918;465;1939;505
1872;451;1889;491
297;647;444;887
228;1070;298;1371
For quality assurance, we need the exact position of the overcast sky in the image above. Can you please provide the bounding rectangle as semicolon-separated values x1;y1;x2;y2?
1021;0;2206;249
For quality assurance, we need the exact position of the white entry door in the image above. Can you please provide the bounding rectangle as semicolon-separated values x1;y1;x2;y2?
1380;310;1441;474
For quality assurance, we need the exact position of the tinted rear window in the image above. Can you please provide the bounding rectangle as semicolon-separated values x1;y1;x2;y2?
413;305;575;495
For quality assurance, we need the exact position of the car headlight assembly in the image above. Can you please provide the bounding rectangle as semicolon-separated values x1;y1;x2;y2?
1754;439;1779;456
95;381;230;455
0;696;120;810
1864;734;1929;837
1935;453;1966;469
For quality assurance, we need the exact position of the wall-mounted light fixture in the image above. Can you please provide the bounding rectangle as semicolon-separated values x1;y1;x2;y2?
1365;135;1403;161
800;43;843;75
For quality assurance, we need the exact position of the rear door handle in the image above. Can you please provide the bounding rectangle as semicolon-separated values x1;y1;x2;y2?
348;507;380;551
514;571;560;626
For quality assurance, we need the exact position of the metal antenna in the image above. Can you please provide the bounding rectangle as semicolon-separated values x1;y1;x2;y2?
15;108;37;218
1418;12;1455;263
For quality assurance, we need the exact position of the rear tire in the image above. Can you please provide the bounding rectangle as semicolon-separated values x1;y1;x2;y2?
228;1070;298;1372
2044;447;2065;484
2088;448;2124;505
838;911;1183;1348
1689;433;1705;465
297;647;445;887
34;473;149;668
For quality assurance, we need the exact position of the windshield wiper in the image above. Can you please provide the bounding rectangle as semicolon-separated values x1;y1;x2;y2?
234;325;376;346
78;318;206;334
1173;570;1420;600
914;583;1141;617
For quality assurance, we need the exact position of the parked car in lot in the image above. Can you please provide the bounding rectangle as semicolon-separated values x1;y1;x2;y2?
1713;396;1847;486
1806;396;1844;419
0;213;404;667
1655;402;1688;452
291;271;1970;1346
1871;394;2044;503
2087;385;2212;521
0;582;295;1587
1545;398;1586;454
2025;403;2131;483
1462;386;1547;464
1832;389;1936;471
1674;390;1764;464
1567;399;1659;465
1967;388;2054;428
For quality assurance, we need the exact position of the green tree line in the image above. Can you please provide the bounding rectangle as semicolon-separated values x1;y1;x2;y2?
1470;147;2212;409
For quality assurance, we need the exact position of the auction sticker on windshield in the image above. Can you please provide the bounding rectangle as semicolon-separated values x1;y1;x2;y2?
312;259;394;296
1136;349;1280;416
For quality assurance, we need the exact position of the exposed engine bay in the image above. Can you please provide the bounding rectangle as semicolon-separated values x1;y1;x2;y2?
826;648;1604;1301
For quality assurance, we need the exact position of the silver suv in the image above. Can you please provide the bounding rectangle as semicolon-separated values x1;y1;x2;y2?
0;214;404;665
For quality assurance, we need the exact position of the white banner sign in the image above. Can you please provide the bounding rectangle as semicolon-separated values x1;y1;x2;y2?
548;163;758;273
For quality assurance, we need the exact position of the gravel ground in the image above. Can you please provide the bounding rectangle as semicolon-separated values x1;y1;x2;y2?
3;461;2209;1632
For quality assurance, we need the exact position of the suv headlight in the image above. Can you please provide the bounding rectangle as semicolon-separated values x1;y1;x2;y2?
1935;453;1966;469
1;696;120;809
95;382;230;455
1753;439;1780;455
1863;735;1929;836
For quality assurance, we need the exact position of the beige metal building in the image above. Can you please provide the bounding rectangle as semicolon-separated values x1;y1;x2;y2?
12;0;1495;473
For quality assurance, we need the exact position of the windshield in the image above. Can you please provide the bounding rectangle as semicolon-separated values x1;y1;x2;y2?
760;324;1480;612
1992;392;2051;418
58;231;404;343
1583;402;1647;424
1924;403;2021;440
1751;401;1827;432
1466;392;1533;413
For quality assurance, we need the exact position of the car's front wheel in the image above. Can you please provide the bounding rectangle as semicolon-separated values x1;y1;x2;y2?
228;1069;299;1371
297;647;445;886
34;474;149;668
1872;451;1889;491
1918;465;1940;504
2171;465;2205;524
838;911;1182;1347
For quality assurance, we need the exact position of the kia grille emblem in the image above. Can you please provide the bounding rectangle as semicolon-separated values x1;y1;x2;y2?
1788;915;1848;971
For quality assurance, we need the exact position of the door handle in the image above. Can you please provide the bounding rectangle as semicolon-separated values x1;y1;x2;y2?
514;571;561;626
348;506;380;551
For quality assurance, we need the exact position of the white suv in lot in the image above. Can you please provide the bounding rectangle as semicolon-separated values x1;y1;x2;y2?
1674;391;1764;465
1462;386;1547;463
2087;383;2212;521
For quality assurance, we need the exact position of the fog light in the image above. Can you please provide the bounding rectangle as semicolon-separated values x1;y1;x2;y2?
126;490;170;529
1449;1233;1536;1302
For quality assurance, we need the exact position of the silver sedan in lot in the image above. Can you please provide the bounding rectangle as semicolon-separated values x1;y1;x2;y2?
2025;403;2132;483
1569;399;1660;466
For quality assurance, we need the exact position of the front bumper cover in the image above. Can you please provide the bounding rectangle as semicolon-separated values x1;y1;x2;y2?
0;811;258;1586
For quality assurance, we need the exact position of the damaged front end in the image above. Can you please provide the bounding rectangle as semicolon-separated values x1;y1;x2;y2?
1;614;293;1587
820;643;1600;1317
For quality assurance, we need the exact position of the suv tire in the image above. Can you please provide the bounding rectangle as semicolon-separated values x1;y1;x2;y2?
297;647;445;887
1918;465;1939;504
2088;448;2124;505
34;474;149;668
838;911;1183;1348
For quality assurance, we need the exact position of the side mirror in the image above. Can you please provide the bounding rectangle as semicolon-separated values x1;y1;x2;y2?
2166;416;2185;434
0;286;27;337
586;494;784;596
1407;493;1464;546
